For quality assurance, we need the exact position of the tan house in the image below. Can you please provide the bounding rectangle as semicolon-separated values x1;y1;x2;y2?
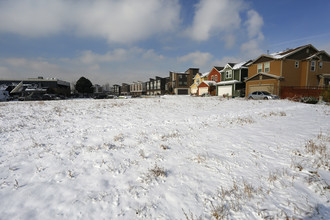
245;44;330;97
190;71;209;95
169;68;199;95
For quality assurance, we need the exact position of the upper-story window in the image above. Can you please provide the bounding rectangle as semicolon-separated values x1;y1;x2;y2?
257;64;262;73
295;61;299;68
311;61;316;71
196;78;200;84
319;62;323;69
264;62;270;72
226;70;232;79
211;76;214;81
215;75;218;82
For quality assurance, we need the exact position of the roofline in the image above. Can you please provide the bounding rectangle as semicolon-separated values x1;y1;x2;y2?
249;44;318;65
244;72;283;82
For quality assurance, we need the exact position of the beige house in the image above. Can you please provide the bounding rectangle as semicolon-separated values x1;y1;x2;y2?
190;72;209;95
245;44;330;97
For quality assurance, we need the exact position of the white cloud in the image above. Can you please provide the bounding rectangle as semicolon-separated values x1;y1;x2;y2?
178;51;213;67
0;0;180;43
240;39;264;58
77;47;164;65
245;10;264;41
186;0;245;46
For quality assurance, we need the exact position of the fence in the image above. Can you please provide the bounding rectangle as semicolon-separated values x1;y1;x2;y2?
280;86;326;99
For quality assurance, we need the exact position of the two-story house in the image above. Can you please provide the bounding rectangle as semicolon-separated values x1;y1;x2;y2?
130;81;146;96
197;66;224;96
245;44;330;97
146;76;169;95
121;83;130;96
216;61;250;97
169;68;199;95
190;71;209;95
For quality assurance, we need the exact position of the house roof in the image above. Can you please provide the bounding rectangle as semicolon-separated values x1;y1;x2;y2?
214;66;224;71
199;80;216;86
244;72;283;82
250;44;318;65
304;50;330;61
200;72;210;78
232;60;251;70
216;80;241;85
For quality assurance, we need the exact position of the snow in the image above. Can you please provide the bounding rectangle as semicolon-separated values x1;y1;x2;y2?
216;80;240;85
232;61;248;70
0;96;329;219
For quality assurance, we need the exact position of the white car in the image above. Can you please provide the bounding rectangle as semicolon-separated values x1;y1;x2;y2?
248;91;279;100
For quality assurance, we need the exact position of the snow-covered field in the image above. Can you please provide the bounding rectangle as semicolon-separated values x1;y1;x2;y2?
0;96;329;219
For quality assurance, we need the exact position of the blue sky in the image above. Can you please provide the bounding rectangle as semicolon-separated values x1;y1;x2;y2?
0;0;329;85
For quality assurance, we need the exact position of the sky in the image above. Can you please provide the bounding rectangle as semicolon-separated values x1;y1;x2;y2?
0;0;330;85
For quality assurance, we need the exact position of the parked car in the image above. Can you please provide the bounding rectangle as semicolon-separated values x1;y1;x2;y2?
248;91;279;100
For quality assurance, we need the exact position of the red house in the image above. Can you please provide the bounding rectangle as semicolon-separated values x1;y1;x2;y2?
207;66;223;83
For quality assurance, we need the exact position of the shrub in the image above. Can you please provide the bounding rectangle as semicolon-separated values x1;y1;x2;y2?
321;87;330;102
300;96;318;104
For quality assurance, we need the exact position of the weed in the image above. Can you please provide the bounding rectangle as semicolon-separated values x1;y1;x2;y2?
211;202;228;220
14;179;19;189
149;164;166;178
114;133;124;142
182;209;202;220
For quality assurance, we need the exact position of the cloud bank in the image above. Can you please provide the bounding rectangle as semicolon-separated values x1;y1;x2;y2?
0;0;181;44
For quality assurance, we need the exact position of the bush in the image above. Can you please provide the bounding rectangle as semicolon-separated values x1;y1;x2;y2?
300;96;318;104
321;87;330;102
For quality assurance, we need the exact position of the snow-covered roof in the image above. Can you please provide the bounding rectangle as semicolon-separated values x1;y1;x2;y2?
200;72;209;78
232;61;249;70
216;80;240;85
199;80;216;86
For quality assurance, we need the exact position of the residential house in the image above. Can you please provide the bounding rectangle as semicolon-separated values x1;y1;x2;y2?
169;68;199;95
208;66;223;83
112;84;121;96
146;76;169;95
0;77;71;96
190;71;209;95
196;66;223;96
245;44;330;97
198;81;216;96
130;81;145;96
216;61;251;97
121;83;130;96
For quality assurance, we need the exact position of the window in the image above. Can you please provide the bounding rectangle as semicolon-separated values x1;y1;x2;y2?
264;62;270;72
215;75;218;82
211;76;214;81
311;61;315;71
319;62;323;69
196;78;200;84
295;61;299;68
257;64;262;73
226;70;232;79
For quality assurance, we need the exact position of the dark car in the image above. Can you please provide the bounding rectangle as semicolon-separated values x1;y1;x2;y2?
248;91;279;100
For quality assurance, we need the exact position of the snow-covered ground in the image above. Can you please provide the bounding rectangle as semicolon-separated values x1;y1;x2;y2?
0;96;329;219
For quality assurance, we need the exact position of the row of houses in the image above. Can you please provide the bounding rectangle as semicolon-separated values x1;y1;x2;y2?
111;44;329;99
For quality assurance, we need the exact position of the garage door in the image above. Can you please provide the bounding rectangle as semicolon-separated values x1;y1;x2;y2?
218;85;232;96
248;84;274;94
177;89;188;95
191;87;198;95
198;87;208;96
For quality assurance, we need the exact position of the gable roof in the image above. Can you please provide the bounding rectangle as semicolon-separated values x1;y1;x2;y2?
198;80;216;87
214;66;224;71
200;72;210;78
245;72;283;82
304;50;330;61
232;60;252;70
250;44;319;65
